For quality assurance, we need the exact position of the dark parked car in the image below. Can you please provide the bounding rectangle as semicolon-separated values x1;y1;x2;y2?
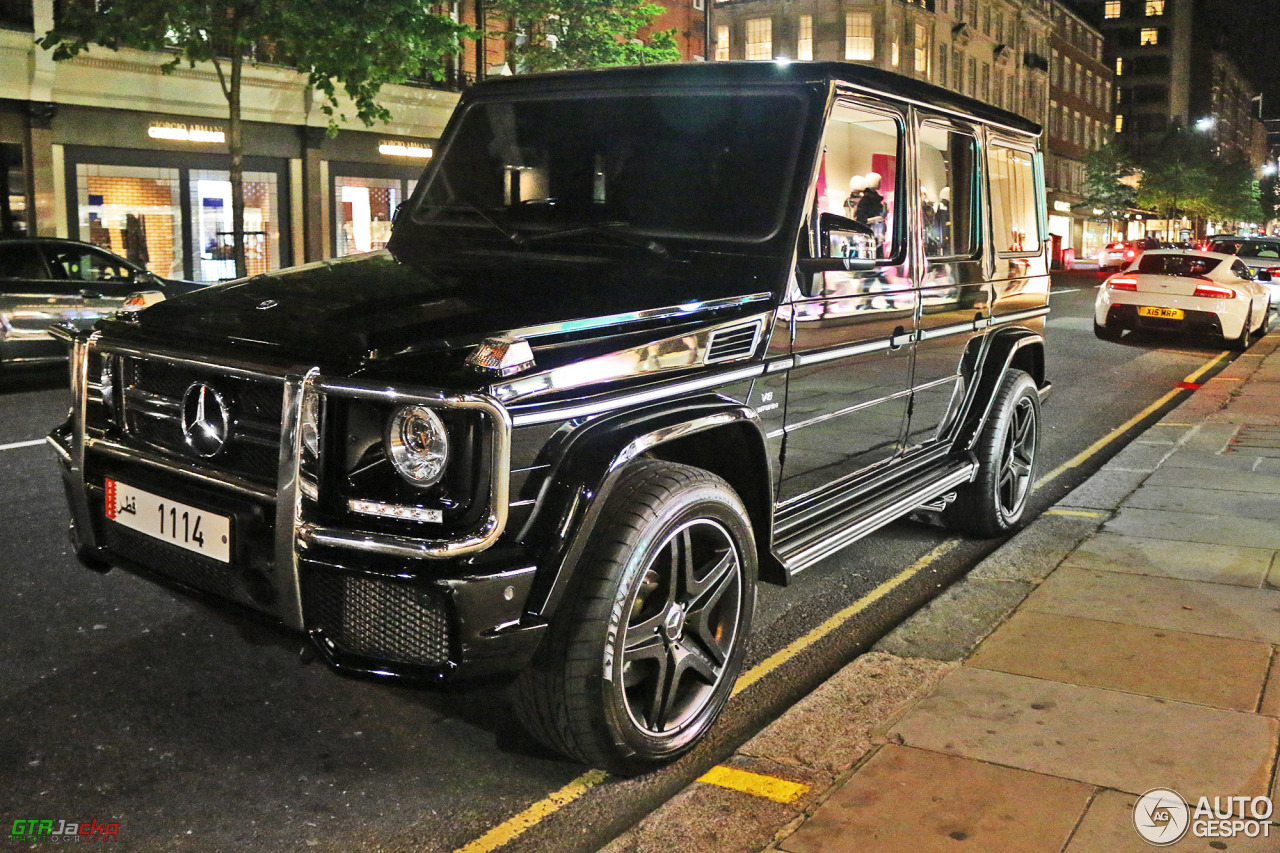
0;237;202;368
51;62;1051;773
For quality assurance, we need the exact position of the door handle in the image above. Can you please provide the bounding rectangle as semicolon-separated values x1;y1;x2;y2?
889;325;910;350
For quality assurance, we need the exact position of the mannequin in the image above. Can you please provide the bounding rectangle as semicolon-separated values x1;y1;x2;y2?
845;175;867;218
935;186;951;244
854;172;884;224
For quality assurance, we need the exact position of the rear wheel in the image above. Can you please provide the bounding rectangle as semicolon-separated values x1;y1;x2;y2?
1230;307;1252;351
945;369;1040;537
1254;304;1271;337
1093;318;1122;342
512;460;756;775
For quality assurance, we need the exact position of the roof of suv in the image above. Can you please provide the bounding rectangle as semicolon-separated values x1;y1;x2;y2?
465;61;1042;138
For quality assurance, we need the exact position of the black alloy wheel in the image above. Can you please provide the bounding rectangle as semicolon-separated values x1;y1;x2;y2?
512;460;756;775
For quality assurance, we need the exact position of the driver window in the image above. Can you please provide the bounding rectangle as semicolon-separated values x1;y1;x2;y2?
44;248;133;283
820;103;902;260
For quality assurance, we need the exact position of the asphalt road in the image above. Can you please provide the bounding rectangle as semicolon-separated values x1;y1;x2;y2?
0;269;1239;852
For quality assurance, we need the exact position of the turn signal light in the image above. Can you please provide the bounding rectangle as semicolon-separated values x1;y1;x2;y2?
1108;277;1138;291
1192;282;1234;299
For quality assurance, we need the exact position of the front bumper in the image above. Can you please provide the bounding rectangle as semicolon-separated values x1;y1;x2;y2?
49;338;545;682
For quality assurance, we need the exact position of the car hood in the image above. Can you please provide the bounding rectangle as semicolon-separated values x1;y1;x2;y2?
105;249;778;379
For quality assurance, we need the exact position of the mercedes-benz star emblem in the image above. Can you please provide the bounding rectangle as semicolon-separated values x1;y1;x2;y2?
257;299;278;310
181;383;232;458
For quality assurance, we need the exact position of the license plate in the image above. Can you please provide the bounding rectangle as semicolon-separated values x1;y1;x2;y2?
1138;306;1183;320
105;478;232;563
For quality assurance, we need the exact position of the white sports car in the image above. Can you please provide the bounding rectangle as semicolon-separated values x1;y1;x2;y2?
1094;250;1272;350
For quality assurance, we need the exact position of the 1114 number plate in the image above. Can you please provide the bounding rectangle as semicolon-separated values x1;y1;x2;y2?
105;478;232;563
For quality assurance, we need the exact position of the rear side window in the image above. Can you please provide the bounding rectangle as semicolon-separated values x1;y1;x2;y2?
987;144;1041;255
0;243;48;280
1135;254;1218;278
1235;242;1280;260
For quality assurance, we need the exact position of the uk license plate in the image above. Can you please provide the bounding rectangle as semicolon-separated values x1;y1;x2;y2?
105;478;232;563
1138;306;1183;320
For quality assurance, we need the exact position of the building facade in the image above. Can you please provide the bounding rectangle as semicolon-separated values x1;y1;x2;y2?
1046;0;1114;259
0;0;458;281
708;0;1054;128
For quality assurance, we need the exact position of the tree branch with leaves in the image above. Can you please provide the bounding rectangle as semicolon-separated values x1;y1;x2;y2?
485;0;678;73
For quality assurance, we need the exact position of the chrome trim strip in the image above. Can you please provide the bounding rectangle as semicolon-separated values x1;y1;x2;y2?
608;408;765;475
509;364;765;427
765;358;794;374
86;438;276;502
794;339;890;367
784;464;977;573
301;379;513;560
122;388;181;418
66;334;98;548
505;292;773;340
274;370;313;630
96;342;288;383
46;432;72;464
990;307;1050;326
786;387;913;433
913;375;958;392
766;428;785;439
917;321;979;342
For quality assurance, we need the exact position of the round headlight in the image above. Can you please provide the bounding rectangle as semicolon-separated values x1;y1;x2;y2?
385;405;449;488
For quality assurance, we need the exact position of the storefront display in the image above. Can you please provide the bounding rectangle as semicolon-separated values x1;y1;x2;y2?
189;169;281;281
75;164;184;279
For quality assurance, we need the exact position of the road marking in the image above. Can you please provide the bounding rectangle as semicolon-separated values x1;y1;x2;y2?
732;539;961;697
452;769;608;853
0;439;46;452
1042;509;1102;518
1033;350;1230;491
698;766;809;803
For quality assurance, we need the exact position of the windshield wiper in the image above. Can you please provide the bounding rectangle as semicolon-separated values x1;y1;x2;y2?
512;221;670;259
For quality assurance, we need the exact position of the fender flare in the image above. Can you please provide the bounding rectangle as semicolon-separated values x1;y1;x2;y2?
955;328;1047;452
519;396;775;620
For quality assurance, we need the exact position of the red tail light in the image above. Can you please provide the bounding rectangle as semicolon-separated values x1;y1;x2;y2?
1267;267;1280;277
1108;277;1138;291
1192;281;1234;299
1125;249;1136;259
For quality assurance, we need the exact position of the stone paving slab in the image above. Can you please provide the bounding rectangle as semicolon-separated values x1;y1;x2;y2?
1103;506;1280;550
968;514;1103;583
738;652;954;777
1162;447;1277;472
1101;441;1177;472
1054;468;1150;512
1065;789;1280;852
1121;484;1280;521
889;667;1278;799
873;580;1031;661
1060;532;1273;587
778;745;1092;853
1143;465;1280;496
967;610;1271;712
1024;566;1280;644
1260;655;1280;719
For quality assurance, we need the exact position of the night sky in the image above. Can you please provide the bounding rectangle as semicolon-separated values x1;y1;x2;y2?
1204;0;1280;117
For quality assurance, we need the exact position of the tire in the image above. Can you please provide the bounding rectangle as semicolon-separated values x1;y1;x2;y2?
1230;307;1252;352
1093;319;1122;342
1254;303;1271;337
944;369;1041;538
512;460;757;775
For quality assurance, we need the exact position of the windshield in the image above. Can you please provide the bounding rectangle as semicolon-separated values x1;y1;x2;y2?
410;90;809;243
1212;240;1280;259
1136;254;1220;278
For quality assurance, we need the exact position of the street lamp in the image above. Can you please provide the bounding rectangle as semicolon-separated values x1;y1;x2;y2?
1195;116;1216;132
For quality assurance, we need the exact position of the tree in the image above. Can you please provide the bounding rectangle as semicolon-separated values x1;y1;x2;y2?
1134;128;1213;226
1079;142;1137;241
485;0;678;73
40;0;470;278
1203;158;1263;227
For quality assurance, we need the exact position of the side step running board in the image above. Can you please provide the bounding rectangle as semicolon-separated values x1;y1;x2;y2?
775;461;977;576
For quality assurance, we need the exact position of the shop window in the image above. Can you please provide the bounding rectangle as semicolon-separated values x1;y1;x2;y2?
335;176;405;257
797;15;813;61
919;123;977;259
821;102;901;261
1;143;25;236
1139;28;1158;46
845;12;874;61
745;18;772;60
76;164;183;279
189;169;280;282
987;144;1040;254
716;25;729;61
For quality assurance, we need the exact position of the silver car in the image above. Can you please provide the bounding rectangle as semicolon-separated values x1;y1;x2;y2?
0;238;201;368
1207;237;1280;306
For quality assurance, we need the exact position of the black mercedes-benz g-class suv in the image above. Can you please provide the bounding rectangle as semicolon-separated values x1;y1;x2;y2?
52;61;1049;774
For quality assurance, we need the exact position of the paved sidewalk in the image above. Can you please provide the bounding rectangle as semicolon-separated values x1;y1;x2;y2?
604;331;1280;853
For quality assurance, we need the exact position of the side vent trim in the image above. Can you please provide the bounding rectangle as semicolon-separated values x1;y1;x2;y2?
705;320;764;365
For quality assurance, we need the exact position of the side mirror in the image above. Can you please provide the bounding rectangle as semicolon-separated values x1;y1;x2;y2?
1257;270;1272;282
392;201;406;225
818;212;877;270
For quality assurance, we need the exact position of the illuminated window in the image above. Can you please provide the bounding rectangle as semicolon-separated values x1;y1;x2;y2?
892;39;899;67
938;48;948;88
1104;0;1121;18
745;18;772;60
797;15;813;61
845;12;874;61
1145;0;1164;15
1115;114;1124;133
716;24;728;61
914;23;929;75
1140;28;1158;45
1115;56;1123;75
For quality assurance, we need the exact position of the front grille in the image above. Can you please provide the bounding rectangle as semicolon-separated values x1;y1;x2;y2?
119;358;285;484
103;523;275;611
304;572;450;667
